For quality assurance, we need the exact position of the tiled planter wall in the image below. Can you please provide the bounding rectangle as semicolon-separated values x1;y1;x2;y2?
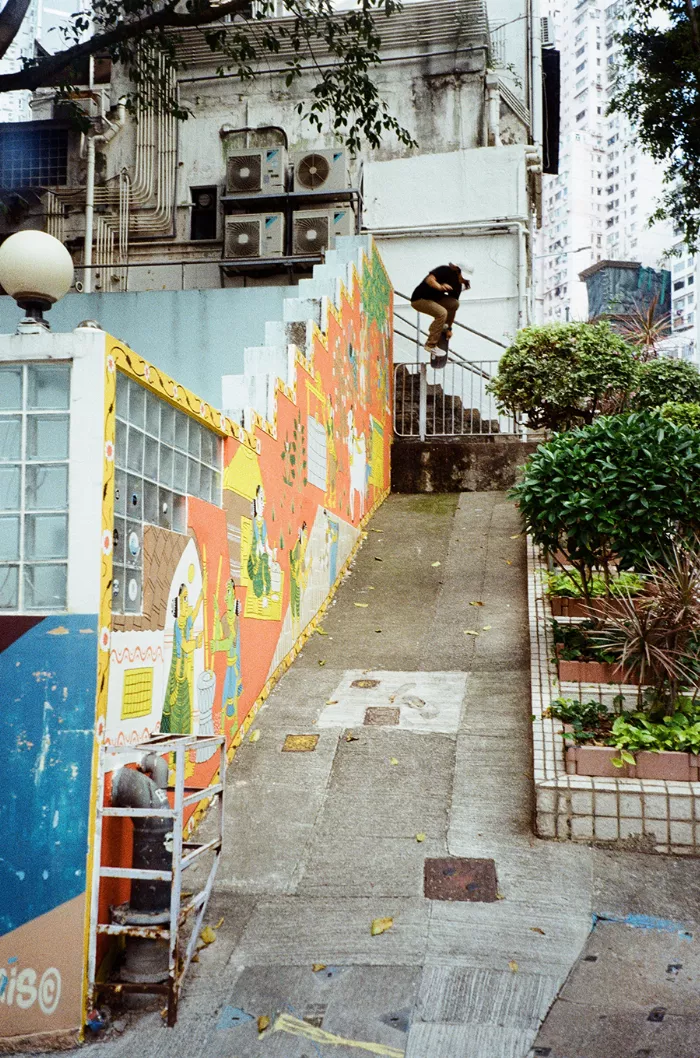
529;540;700;853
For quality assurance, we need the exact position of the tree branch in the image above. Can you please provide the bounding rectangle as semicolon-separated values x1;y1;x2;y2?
0;0;254;93
0;0;33;60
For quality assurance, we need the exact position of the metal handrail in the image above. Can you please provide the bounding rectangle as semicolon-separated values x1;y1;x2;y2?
394;289;508;350
393;313;494;382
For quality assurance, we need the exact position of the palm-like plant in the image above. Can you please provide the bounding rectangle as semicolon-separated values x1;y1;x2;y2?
610;294;671;362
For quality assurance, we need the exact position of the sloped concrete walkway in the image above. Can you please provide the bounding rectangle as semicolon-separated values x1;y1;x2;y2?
51;493;700;1058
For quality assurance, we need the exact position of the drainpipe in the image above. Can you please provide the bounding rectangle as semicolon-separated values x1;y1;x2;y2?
485;71;502;147
83;134;95;293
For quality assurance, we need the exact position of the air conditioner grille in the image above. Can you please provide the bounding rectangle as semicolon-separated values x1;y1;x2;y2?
293;215;330;254
225;219;261;258
227;154;262;193
295;152;332;190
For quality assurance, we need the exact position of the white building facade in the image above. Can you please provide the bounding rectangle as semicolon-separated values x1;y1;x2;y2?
669;241;699;363
536;0;674;323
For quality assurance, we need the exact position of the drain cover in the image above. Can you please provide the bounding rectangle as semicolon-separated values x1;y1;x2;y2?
351;678;381;688
282;734;319;752
424;857;498;902
364;706;400;726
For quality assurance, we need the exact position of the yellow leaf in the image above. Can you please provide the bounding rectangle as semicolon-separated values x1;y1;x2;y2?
370;917;394;936
506;560;512;566
509;960;518;973
431;561;441;567
368;586;375;590
482;625;492;630
371;528;383;533
530;927;545;935
375;629;382;633
416;833;426;843
390;757;399;765
200;926;217;945
346;732;360;742
318;659;326;666
354;602;369;607
249;730;261;743
464;630;479;636
510;534;520;539
316;627;328;636
469;601;484;607
496;893;505;900
326;699;338;705
312;964;327;973
257;1015;270;1034
214;917;224;929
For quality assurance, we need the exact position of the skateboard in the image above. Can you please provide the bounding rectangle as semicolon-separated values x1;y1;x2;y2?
430;331;449;369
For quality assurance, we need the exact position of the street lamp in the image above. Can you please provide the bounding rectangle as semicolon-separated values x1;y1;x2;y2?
0;230;74;331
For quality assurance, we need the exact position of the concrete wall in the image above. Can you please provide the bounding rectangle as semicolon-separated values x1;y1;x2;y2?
0;287;295;408
392;436;540;493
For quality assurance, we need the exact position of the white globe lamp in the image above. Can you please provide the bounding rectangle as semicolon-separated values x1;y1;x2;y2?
0;230;74;330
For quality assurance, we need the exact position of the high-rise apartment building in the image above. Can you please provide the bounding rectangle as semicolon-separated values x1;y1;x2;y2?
536;0;674;323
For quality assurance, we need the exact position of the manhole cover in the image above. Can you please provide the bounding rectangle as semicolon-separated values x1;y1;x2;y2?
364;706;400;726
424;857;498;902
351;678;381;688
282;734;319;752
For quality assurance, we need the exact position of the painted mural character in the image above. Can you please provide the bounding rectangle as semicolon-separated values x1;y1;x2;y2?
347;408;368;521
289;521;310;631
161;583;204;734
210;579;243;729
325;396;338;507
247;485;276;606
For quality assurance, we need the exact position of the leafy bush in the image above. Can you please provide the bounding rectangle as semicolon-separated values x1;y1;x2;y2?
548;697;610;743
488;322;638;431
633;358;700;410
513;413;700;579
609;705;700;756
660;402;700;430
551;620;617;664
544;570;645;599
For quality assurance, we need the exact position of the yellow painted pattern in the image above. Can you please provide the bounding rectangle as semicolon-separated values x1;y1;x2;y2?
121;667;154;719
273;1013;404;1057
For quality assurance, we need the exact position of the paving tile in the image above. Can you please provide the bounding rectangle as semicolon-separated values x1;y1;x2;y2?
405;1021;538;1058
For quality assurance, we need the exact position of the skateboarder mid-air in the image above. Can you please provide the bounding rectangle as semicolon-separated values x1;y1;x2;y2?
410;261;472;367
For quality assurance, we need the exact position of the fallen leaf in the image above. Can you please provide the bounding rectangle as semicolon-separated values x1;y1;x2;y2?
346;733;360;742
482;625;492;631
463;630;479;636
368;586;375;590
354;602;369;608
249;730;261;743
374;556;383;562
469;601;484;607
257;1015;270;1034
326;699;338;705
318;660;326;666
496;892;505;900
316;627;328;636
191;952;199;963
312;964;327;973
530;927;545;935
509;960;518;973
370;917;394;936
506;560;512;566
200;926;217;945
431;561;441;567
510;534;520;539
370;528;383;533
415;833;426;843
390;757;399;765
214;916;224;929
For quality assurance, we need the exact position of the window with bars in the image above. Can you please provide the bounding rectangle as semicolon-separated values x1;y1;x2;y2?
113;374;222;615
0;363;71;612
0;124;68;188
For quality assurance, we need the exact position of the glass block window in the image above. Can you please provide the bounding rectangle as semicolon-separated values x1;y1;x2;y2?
0;363;71;612
113;373;222;615
0;125;68;188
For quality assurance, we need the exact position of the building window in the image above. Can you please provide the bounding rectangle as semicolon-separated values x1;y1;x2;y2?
112;373;222;615
674;279;686;291
0;363;71;612
576;110;587;122
0;124;69;188
190;186;218;241
575;61;586;74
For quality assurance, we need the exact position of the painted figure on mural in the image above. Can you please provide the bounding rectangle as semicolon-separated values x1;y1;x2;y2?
210;578;243;730
161;580;204;734
289;521;311;632
247;485;277;607
325;395;338;508
347;408;368;521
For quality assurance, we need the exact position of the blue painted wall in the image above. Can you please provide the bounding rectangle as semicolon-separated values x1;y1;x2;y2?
0;286;296;408
0;615;98;936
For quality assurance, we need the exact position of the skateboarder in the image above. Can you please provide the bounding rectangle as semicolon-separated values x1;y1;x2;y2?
410;262;472;366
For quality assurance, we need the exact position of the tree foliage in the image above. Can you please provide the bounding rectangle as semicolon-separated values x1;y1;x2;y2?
660;401;700;429
608;0;700;250
512;412;700;574
488;322;638;431
633;357;700;410
0;0;415;151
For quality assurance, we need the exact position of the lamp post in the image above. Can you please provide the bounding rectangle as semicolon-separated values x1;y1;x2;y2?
0;230;74;332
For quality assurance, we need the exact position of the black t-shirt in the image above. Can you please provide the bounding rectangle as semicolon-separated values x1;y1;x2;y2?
411;265;462;303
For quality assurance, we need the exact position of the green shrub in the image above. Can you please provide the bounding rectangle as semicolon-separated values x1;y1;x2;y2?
544;570;645;599
512;412;700;574
634;358;700;409
660;401;700;430
488;321;638;431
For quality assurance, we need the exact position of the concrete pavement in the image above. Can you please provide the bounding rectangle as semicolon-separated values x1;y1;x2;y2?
39;493;700;1058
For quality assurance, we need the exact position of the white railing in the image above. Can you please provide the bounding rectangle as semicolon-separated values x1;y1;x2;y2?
393;295;523;439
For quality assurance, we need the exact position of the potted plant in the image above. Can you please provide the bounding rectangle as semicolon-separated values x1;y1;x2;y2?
545;569;645;618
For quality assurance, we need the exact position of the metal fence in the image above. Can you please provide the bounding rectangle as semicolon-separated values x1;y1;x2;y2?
392;295;522;439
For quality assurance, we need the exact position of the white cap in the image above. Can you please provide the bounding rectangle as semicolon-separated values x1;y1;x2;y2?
452;260;474;276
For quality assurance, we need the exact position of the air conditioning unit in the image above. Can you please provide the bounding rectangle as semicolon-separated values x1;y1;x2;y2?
540;16;555;48
225;148;286;195
291;207;354;255
224;212;284;259
291;149;349;193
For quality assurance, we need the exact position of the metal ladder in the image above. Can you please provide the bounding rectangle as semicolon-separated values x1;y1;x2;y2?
87;734;226;1025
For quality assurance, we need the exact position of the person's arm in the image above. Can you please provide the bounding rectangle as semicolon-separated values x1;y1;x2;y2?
424;273;452;292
